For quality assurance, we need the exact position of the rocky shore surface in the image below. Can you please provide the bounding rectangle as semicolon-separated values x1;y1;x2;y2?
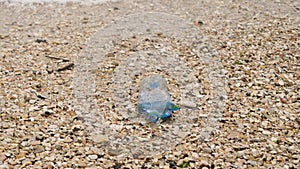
0;0;299;168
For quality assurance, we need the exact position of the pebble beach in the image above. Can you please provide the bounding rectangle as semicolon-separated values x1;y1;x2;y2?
0;0;299;168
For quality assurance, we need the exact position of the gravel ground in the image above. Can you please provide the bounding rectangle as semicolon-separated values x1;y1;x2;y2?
0;0;299;168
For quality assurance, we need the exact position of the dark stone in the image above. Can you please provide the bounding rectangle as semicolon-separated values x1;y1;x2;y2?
197;20;204;26
35;39;47;43
113;163;122;169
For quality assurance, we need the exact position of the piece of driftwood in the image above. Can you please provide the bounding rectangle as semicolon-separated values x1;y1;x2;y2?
46;55;70;62
56;63;74;72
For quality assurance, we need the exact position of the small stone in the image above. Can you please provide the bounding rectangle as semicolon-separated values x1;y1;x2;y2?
173;151;182;156
262;130;271;135
0;165;9;169
177;159;184;166
163;165;170;169
261;121;268;128
78;161;87;168
43;162;54;169
191;152;199;159
203;147;212;153
0;34;9;39
29;99;36;104
57;79;64;85
181;100;197;108
49;125;58;130
45;155;56;161
271;137;278;143
200;160;209;166
43;142;52;151
2;122;9;129
286;137;295;143
35;132;44;140
15;152;26;159
237;151;245;158
20;160;32;168
30;140;41;146
178;131;189;138
33;145;45;153
64;137;73;143
278;80;284;86
0;153;7;162
88;154;98;160
247;160;256;166
90;147;101;154
91;134;108;144
199;114;208;118
166;155;175;161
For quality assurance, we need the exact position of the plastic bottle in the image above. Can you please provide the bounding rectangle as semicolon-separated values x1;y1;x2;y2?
137;75;179;123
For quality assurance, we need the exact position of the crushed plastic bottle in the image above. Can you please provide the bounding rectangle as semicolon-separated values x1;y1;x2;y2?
137;75;179;123
73;12;227;158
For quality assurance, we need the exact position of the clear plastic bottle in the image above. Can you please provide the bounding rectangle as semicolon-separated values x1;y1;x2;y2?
137;75;179;122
